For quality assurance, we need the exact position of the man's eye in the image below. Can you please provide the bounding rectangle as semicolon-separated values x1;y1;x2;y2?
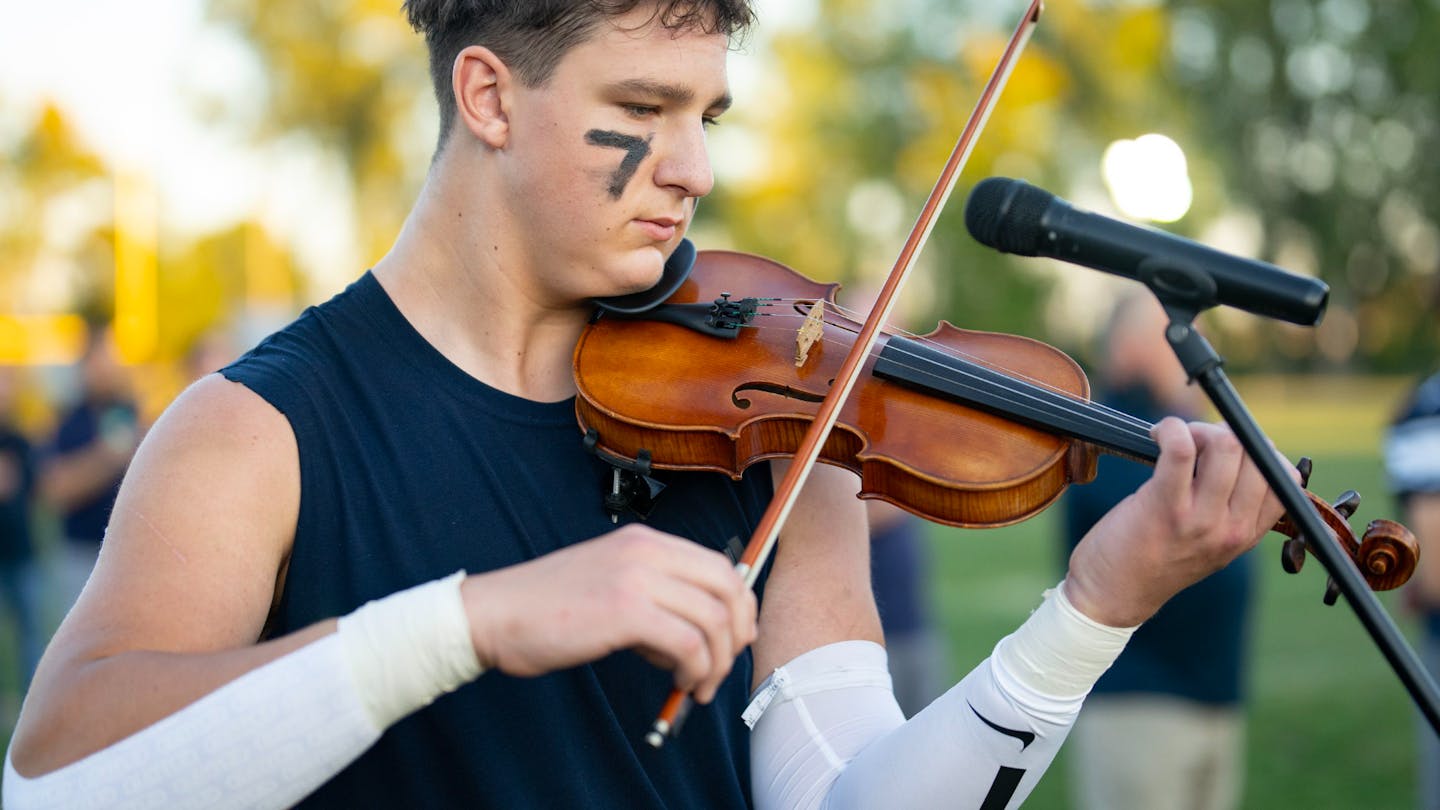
702;115;720;129
624;104;658;118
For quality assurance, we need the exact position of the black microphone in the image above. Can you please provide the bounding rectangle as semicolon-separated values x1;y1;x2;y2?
964;177;1329;326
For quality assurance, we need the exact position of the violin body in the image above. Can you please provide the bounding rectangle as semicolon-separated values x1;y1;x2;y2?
577;249;1102;528
575;249;1418;591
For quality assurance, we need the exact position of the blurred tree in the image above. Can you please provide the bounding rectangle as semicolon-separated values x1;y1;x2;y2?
0;104;112;317
710;0;1440;371
203;0;433;268
0;102;290;382
1165;0;1440;371
704;0;1197;350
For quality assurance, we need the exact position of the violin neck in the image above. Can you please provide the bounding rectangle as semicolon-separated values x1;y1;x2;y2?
874;336;1161;464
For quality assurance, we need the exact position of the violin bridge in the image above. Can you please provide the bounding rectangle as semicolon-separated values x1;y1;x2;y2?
795;301;825;368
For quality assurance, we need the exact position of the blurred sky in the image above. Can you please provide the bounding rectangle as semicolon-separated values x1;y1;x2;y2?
2;0;258;230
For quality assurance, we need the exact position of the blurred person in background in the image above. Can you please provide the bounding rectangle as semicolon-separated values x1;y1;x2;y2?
1061;293;1255;810
37;324;141;616
1384;369;1440;810
867;499;948;717
0;366;43;706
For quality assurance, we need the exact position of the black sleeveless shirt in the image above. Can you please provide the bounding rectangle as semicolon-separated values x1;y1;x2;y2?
223;272;772;808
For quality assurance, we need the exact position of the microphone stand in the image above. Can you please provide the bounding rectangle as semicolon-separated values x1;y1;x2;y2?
1140;257;1440;734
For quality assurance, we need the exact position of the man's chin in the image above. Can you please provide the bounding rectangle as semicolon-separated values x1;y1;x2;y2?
602;249;667;297
618;265;667;297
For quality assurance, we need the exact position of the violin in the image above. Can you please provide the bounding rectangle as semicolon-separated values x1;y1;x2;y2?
574;248;1418;593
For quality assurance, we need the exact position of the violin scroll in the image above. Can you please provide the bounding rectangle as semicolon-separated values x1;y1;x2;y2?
1272;461;1418;600
1356;519;1418;591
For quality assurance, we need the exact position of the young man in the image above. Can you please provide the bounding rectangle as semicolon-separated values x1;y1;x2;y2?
5;2;1288;807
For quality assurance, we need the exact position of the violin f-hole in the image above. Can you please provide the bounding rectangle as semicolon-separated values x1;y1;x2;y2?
732;381;830;409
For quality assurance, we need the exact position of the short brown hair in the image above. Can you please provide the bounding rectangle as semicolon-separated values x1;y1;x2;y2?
403;0;755;151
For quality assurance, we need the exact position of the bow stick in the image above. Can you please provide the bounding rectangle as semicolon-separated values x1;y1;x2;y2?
646;0;1046;748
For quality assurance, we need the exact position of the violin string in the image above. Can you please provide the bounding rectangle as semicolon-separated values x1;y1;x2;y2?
736;307;1103;421
866;338;1159;447
741;318;1158;450
781;297;1158;434
736;301;1157;443
817;298;1156;431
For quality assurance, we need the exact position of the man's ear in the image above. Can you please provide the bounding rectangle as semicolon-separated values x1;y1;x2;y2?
453;45;512;149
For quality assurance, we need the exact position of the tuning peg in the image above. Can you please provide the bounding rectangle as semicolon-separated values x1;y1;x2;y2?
1333;489;1361;519
1323;576;1341;606
1281;536;1307;574
1280;458;1317;576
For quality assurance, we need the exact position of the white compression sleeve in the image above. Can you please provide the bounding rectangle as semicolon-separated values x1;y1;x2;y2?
4;571;482;810
747;582;1136;810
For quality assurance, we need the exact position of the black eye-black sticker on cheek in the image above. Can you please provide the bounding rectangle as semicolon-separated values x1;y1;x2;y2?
585;130;653;199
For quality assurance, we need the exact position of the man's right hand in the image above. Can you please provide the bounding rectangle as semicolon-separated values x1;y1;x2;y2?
461;525;756;704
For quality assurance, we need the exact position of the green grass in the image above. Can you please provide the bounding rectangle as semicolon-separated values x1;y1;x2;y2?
925;375;1426;809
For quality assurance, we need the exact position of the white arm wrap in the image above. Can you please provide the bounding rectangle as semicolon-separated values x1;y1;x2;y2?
748;581;1137;810
4;571;482;810
337;570;483;727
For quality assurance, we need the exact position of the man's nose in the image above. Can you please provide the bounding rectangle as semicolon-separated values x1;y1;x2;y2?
653;120;714;199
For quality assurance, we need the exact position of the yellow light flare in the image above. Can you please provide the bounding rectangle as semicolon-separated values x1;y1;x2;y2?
0;313;88;365
245;221;293;304
114;169;159;364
